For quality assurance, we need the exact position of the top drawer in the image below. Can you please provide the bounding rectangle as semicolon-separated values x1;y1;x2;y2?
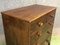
30;15;47;33
46;10;55;26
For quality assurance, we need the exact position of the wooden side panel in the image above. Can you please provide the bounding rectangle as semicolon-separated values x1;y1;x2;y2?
2;15;29;45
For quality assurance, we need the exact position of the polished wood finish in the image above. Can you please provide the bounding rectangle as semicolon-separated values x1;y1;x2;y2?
1;4;56;45
2;4;56;22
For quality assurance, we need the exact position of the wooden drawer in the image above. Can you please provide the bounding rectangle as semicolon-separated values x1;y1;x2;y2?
38;31;50;44
47;15;54;26
30;15;47;34
30;30;41;45
36;32;51;45
46;11;55;25
32;33;49;45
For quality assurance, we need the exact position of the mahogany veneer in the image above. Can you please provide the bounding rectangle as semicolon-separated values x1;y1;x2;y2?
1;4;56;45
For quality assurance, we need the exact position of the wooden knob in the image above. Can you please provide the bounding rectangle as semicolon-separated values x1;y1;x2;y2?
36;31;41;37
47;31;51;34
38;22;44;27
50;15;54;18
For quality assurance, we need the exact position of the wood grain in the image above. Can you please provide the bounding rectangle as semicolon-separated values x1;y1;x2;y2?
2;4;56;22
1;4;56;45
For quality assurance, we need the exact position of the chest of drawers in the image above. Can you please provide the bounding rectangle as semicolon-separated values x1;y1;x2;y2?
1;4;56;45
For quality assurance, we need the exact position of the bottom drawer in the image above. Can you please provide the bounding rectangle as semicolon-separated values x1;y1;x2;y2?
41;36;51;45
35;33;49;45
33;33;51;45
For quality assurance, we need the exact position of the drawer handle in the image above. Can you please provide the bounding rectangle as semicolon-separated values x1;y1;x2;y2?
36;31;41;37
38;22;44;27
47;31;51;34
48;22;53;25
50;15;54;18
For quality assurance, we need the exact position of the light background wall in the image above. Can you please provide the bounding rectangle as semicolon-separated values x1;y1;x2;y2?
0;0;60;45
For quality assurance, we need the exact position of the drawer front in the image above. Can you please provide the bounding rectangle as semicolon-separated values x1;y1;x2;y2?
33;33;49;45
30;30;41;45
46;10;55;26
37;30;51;45
38;31;50;44
30;15;47;34
47;15;55;26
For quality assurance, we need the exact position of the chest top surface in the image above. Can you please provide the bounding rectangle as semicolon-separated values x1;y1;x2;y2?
2;4;56;22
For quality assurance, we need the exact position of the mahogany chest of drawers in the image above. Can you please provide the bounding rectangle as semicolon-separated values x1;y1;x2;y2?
1;4;56;45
